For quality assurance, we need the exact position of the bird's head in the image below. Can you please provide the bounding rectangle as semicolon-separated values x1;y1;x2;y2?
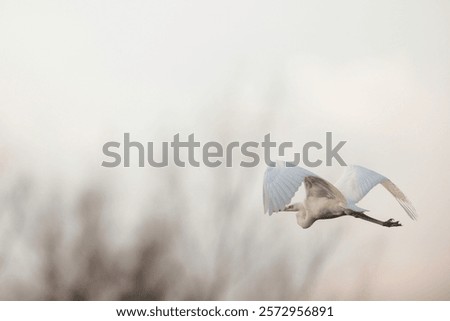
283;202;304;212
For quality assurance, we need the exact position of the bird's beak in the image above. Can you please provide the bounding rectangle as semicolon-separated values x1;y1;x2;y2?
283;205;295;211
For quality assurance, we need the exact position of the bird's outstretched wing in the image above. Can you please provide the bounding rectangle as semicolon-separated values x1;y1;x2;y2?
335;165;418;220
263;161;316;215
304;176;346;202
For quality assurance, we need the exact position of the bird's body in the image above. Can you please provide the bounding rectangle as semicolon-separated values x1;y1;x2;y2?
263;162;417;228
293;198;344;229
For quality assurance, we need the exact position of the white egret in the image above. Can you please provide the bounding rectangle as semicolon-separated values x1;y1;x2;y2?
263;162;417;228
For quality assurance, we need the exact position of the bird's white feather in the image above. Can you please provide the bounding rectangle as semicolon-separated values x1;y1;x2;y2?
334;165;386;204
263;161;316;215
335;165;418;220
381;180;418;220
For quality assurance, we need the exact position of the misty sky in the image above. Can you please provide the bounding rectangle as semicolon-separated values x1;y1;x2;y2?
0;0;449;299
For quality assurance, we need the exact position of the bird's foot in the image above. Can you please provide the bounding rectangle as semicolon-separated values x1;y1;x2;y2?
383;218;402;227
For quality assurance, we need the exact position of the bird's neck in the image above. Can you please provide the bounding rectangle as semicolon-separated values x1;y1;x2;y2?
295;209;314;229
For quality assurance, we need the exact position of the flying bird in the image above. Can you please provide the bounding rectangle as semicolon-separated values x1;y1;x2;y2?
263;162;417;228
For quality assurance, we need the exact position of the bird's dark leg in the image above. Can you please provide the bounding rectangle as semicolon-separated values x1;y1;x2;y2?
348;211;402;228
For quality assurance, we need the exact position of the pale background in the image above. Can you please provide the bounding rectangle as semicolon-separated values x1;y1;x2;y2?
0;0;449;299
